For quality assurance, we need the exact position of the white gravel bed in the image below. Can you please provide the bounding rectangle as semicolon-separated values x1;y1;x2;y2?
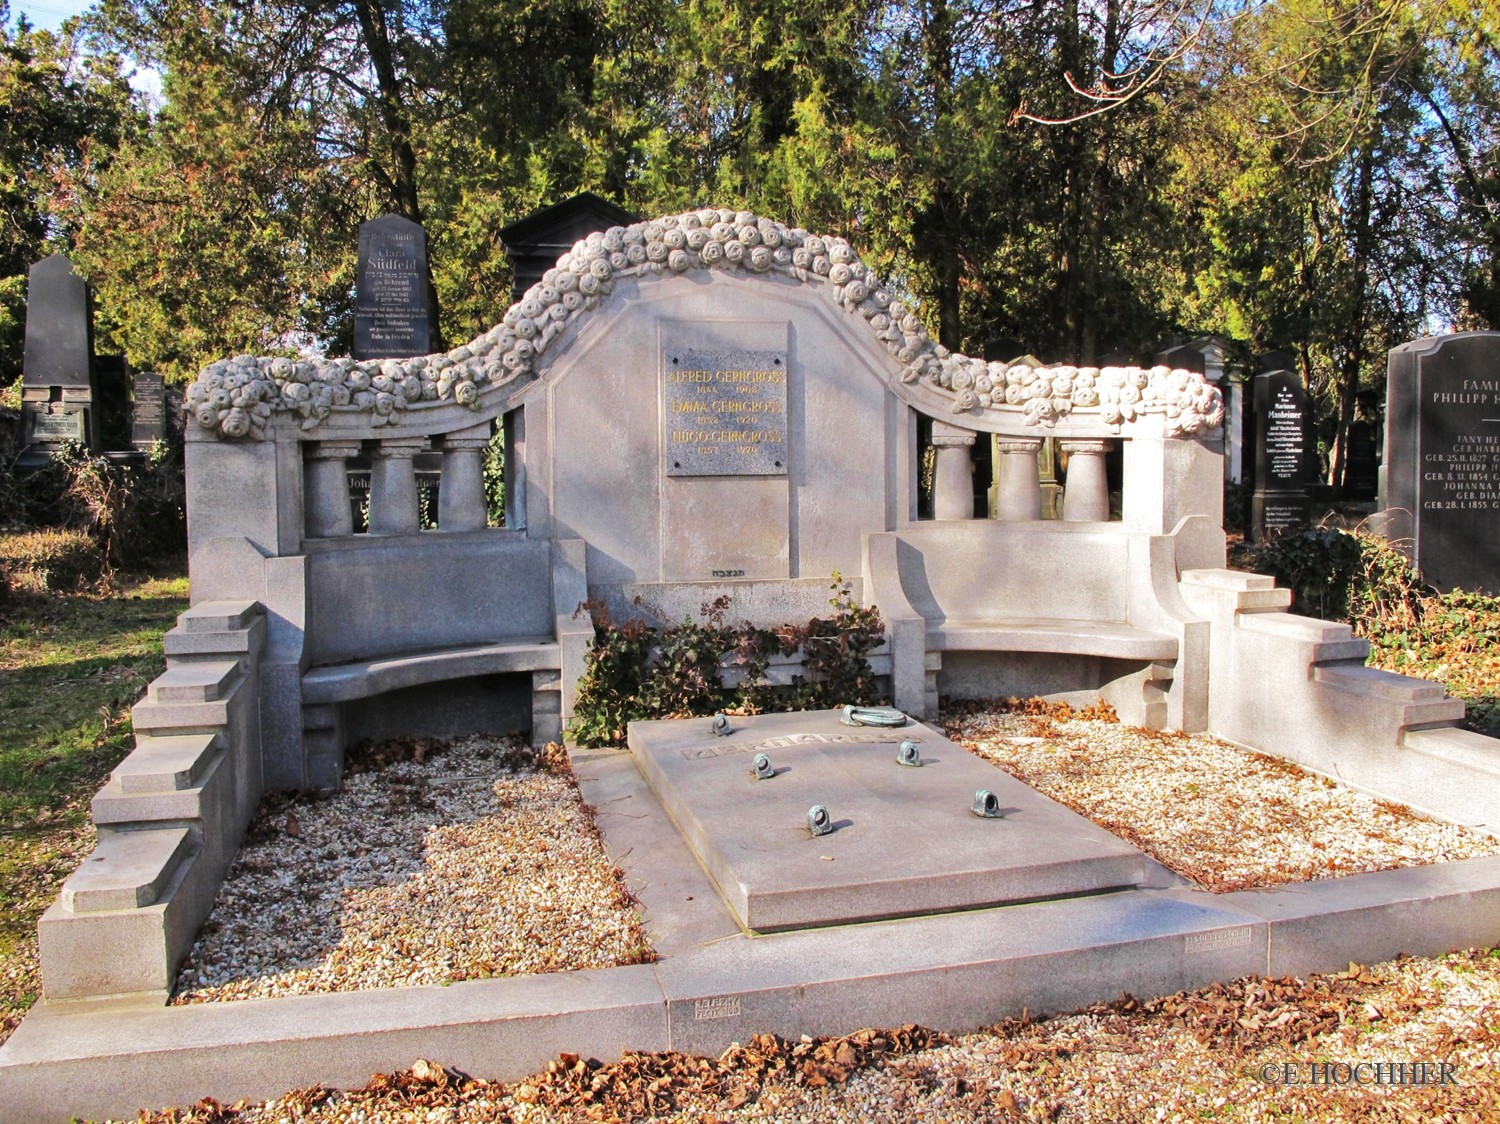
170;704;1500;1006
170;735;651;1004
944;704;1500;892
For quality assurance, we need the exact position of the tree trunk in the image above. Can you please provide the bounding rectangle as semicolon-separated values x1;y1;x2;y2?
351;0;445;351
1332;139;1376;491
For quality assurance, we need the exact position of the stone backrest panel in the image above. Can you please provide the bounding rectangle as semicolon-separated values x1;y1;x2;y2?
890;523;1133;625
302;532;553;665
516;271;912;611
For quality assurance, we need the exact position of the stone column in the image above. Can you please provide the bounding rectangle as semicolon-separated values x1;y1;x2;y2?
438;430;492;532
994;438;1043;521
368;438;427;535
303;441;360;539
931;420;977;521
1060;439;1113;522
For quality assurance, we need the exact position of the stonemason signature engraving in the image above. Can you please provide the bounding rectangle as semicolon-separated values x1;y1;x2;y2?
1184;926;1254;954
693;996;742;1021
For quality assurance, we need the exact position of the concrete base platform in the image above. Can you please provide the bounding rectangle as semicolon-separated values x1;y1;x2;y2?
628;710;1145;931
5;744;1500;1121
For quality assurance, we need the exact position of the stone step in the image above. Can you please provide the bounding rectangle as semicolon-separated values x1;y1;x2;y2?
1237;612;1370;663
131;698;232;737
145;661;240;705
112;733;221;794
178;600;261;634
92;749;224;825
1403;727;1500;776
163;614;265;661
1314;663;1451;702
59;828;193;913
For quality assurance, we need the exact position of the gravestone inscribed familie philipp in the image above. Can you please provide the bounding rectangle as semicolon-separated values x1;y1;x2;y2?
353;214;432;360
662;348;788;476
1250;366;1310;542
1383;333;1500;592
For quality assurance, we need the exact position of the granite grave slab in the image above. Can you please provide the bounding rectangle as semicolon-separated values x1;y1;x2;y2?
628;709;1146;932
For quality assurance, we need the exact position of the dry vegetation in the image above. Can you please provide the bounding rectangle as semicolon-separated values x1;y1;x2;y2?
127;950;1500;1122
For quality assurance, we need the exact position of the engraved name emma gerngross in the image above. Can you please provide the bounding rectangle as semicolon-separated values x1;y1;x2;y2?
663;349;788;477
682;731;925;760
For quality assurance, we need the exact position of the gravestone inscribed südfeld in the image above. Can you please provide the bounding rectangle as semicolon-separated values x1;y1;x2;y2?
353;214;432;360
1250;366;1310;542
1383;332;1500;592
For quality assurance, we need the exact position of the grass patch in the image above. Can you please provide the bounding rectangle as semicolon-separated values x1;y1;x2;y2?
0;562;187;1041
0;529;104;594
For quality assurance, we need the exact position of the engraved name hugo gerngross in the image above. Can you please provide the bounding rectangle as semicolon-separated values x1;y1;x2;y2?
663;349;789;477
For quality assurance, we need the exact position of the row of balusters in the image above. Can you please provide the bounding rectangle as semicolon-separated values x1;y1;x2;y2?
932;426;1116;522
303;429;1117;538
303;435;492;538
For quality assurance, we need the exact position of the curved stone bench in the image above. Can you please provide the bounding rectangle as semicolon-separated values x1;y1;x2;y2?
864;522;1205;728
928;619;1179;661
301;639;562;703
301;639;567;751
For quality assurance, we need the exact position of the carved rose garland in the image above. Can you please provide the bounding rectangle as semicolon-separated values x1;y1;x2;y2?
186;209;1225;441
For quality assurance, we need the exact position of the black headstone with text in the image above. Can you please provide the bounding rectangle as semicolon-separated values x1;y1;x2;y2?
1381;332;1500;592
353;214;433;360
1251;359;1311;542
20;254;97;456
131;371;167;449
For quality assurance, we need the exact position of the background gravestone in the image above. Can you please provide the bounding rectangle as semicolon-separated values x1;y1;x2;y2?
1381;332;1500;592
353;214;433;360
93;354;132;451
1344;390;1381;503
1156;337;1247;487
499;193;639;302
131;371;167;449
20;254;96;458
1250;355;1311;542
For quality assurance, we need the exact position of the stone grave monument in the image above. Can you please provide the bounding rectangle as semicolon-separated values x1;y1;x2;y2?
130;371;167;450
1250;354;1311;542
17;254;143;467
19;254;96;463
1156;337;1246;487
1379;331;1500;592
1344;389;1381;503
353;214;434;361
11;208;1500;1121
